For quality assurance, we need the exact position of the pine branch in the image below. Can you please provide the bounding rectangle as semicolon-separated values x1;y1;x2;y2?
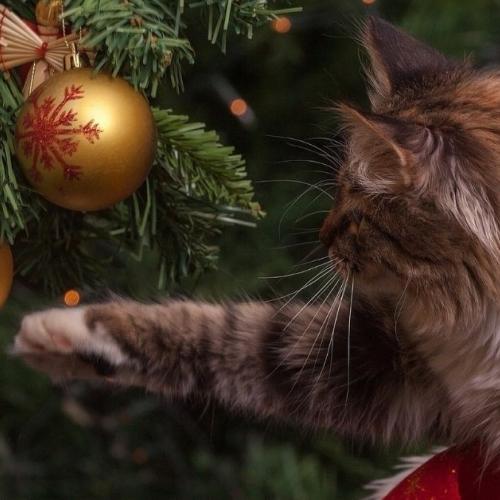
65;0;195;96
64;0;302;95
3;0;36;19
153;108;262;214
15;208;114;295
189;1;303;50
121;108;263;289
0;74;32;244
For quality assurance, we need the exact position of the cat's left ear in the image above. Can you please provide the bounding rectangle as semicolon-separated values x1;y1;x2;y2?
363;17;455;105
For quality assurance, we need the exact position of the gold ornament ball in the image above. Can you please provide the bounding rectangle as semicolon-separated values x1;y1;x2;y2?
0;243;13;309
15;68;157;212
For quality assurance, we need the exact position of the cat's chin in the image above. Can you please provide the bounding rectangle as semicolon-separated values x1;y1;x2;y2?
329;253;385;284
351;267;405;301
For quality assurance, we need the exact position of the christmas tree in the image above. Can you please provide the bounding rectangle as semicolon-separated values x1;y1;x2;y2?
0;0;301;297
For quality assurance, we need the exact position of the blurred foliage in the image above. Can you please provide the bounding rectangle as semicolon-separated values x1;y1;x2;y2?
1;0;497;498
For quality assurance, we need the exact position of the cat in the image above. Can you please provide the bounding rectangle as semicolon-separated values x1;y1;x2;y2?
12;17;500;496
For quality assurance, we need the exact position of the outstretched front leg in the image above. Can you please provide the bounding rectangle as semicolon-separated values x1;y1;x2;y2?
13;299;442;442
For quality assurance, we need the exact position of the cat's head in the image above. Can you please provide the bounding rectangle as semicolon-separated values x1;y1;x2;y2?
320;18;500;328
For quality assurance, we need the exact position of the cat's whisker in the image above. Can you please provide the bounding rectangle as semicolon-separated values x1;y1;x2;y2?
285;147;341;177
259;259;334;280
292;255;331;268
283;271;342;332
259;179;332;242
294;271;347;376
275;179;335;241
274;240;320;250
284;140;340;169
263;274;342;384
297;184;336;214
285;278;343;398
256;179;334;200
294;210;330;224
287;283;345;416
291;226;321;233
308;169;341;178
286;295;341;417
288;276;344;353
269;135;339;163
275;158;337;170
317;181;340;189
344;275;355;409
286;229;321;238
298;296;347;417
394;276;411;340
267;264;335;306
294;244;328;266
308;275;347;374
316;273;350;387
307;135;343;147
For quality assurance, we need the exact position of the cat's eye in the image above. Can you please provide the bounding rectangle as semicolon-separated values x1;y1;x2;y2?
348;221;359;235
347;211;366;237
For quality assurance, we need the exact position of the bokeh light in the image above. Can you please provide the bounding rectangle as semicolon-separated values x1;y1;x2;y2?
64;289;81;307
229;98;249;117
272;17;292;34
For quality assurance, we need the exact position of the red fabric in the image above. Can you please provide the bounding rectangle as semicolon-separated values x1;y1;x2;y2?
384;446;500;499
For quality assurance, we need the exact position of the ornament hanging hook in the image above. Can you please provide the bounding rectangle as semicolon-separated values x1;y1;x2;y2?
64;42;82;70
59;0;82;70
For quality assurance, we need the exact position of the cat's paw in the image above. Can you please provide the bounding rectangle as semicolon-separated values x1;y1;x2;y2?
13;308;130;381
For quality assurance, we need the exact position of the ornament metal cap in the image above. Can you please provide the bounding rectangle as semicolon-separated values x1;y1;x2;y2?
64;42;83;71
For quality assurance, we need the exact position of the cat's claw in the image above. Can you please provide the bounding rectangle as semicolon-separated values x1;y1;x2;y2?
13;308;130;381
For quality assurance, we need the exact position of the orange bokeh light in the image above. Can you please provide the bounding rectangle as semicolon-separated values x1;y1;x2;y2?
230;98;249;117
272;17;292;34
64;289;81;307
362;0;376;4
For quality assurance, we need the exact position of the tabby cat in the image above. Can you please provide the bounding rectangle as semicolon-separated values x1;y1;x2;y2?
13;17;500;496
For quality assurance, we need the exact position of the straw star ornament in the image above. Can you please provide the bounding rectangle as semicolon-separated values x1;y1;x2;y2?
0;1;79;97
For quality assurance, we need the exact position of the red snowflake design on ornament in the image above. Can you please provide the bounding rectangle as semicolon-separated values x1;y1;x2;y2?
16;85;102;182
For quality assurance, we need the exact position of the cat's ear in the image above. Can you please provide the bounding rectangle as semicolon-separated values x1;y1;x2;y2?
363;17;454;103
338;103;432;191
338;104;411;165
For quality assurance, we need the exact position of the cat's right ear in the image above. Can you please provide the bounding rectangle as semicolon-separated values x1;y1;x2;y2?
336;103;430;192
362;17;454;106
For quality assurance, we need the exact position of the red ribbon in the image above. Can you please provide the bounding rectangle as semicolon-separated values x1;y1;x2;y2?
36;41;49;59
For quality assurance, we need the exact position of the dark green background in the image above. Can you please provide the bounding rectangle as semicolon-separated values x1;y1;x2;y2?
2;0;500;498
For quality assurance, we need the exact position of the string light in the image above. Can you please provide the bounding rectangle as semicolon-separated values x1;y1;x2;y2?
64;289;81;307
229;98;249;117
272;17;292;34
